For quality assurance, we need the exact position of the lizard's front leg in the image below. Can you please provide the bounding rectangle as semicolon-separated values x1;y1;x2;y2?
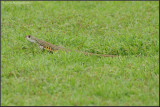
39;45;44;50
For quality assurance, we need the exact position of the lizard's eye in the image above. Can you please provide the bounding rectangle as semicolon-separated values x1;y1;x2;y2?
28;35;31;38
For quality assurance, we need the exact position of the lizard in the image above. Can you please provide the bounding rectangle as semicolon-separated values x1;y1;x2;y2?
25;35;118;57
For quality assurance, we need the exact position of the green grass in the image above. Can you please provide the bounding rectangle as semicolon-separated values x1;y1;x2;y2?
1;1;159;106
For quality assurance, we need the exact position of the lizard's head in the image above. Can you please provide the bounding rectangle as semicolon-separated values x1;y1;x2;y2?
25;35;36;43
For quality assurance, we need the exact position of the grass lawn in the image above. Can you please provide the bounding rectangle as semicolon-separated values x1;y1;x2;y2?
1;1;159;106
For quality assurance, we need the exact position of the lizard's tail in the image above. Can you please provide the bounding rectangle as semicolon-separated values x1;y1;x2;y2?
80;51;118;57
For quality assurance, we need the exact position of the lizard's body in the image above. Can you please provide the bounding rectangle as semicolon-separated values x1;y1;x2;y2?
25;35;118;57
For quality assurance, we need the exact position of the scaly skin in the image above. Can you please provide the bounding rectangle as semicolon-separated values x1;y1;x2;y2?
25;35;118;57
